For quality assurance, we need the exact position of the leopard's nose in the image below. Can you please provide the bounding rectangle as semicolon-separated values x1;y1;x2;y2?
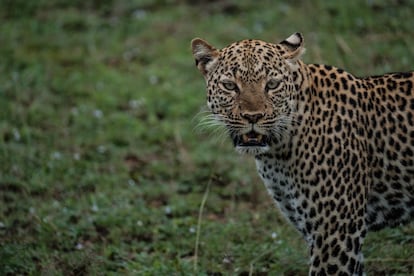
241;112;264;124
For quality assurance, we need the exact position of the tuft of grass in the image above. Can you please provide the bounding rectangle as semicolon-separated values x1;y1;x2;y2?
1;0;413;274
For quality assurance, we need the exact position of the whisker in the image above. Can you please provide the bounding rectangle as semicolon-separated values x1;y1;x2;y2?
192;111;234;146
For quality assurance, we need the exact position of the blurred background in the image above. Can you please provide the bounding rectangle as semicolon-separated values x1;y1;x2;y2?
1;0;413;274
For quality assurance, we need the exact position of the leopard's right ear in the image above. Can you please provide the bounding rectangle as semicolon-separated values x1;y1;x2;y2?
278;32;305;62
191;38;219;76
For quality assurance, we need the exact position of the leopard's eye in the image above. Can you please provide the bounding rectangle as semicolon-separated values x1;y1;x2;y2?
266;79;282;91
221;81;238;91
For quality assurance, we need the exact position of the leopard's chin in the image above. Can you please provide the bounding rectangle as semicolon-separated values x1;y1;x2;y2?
232;131;271;155
235;145;270;155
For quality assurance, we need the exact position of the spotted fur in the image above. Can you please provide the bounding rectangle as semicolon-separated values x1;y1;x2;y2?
191;32;414;275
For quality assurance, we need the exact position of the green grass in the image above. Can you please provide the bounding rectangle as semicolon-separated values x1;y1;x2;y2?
1;0;413;274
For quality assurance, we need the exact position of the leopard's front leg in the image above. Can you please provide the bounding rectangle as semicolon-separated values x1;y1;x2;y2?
308;226;366;276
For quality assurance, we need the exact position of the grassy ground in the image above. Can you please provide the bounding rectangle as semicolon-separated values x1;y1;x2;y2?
1;0;413;275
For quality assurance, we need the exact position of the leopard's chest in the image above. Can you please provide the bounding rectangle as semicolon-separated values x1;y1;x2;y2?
255;156;310;239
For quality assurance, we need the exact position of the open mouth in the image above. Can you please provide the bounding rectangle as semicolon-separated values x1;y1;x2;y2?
232;131;270;147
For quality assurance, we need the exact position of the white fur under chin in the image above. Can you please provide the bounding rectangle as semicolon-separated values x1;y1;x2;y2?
235;145;270;155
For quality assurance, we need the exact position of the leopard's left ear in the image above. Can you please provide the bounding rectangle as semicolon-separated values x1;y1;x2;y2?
278;32;305;62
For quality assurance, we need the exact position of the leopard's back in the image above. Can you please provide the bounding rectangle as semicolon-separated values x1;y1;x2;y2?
362;72;414;230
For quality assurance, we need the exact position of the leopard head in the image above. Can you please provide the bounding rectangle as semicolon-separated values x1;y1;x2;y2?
191;33;305;155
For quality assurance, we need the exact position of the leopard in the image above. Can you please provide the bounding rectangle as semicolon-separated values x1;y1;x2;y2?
191;32;414;275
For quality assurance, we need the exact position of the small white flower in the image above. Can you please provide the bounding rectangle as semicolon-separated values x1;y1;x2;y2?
91;204;99;212
128;98;145;109
13;129;21;141
133;9;147;20
12;71;19;81
93;109;103;119
164;206;172;215
222;256;232;264
128;100;139;109
271;232;278;239
136;220;143;227
29;207;36;214
71;107;79;116
189;227;196;234
73;153;81;160
128;179;136;186
149;75;158;85
123;48;140;61
97;145;106;153
75;243;84;250
51;151;62;160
